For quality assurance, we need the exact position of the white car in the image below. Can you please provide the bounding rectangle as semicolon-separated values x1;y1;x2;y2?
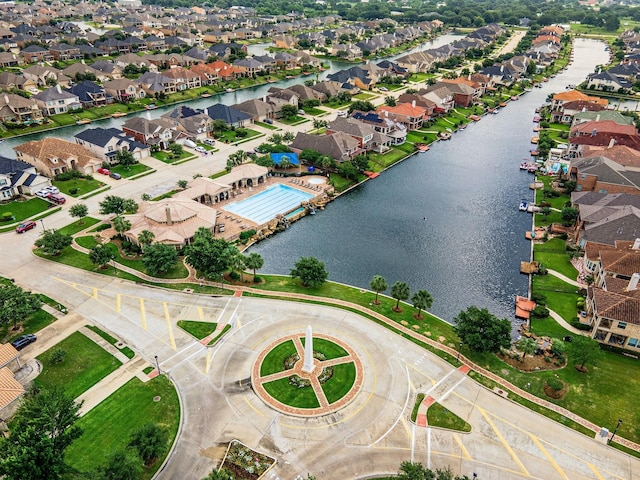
195;146;208;154
44;186;60;194
35;189;49;198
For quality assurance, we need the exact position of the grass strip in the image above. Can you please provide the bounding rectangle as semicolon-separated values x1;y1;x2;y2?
85;325;135;359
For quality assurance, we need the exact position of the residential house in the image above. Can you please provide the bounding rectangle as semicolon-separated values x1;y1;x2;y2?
67;80;112;108
48;42;80;61
550;90;608;112
377;102;429;130
234;98;275;122
207;60;238;81
419;85;454;114
137;71;177;96
569;154;640;195
14;137;102;177
288;84;326;103
203;103;252;127
326;117;392;153
115;53;158;72
103;78;146;103
21;44;52;63
551;100;607;124
62;63;106;83
396;93;436;117
586;70;633;93
90;60;123;79
162;67;201;91
0;94;43;125
351;110;407;145
32;85;80;115
22;65;64;87
0;72;37;92
74;127;150;164
290;131;360;163
265;87;299;117
190;63;219;85
122;117;173;150
233;56;265;77
327;64;384;90
161;106;213;140
0;156;50;200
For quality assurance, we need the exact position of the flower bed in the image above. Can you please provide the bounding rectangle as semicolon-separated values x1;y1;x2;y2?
220;440;276;480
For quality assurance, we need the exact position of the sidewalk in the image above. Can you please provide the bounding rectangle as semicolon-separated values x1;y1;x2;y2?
547;269;583;288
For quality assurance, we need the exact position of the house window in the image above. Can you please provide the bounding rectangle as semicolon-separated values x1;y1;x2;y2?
628;338;638;348
108;146;114;152
618;321;627;330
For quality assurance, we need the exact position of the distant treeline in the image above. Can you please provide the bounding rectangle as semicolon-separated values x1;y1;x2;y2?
141;0;636;31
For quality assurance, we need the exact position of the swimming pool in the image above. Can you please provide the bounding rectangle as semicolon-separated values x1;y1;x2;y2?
223;184;314;225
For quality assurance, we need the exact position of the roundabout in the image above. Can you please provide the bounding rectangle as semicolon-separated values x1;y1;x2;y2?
251;331;363;416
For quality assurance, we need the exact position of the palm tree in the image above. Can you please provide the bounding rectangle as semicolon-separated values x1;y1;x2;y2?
411;290;433;319
244;252;264;281
268;133;283;144
138;230;155;249
517;337;537;362
231;253;246;282
282;131;295;143
279;156;292;170
390;281;410;312
113;216;131;237
369;275;387;305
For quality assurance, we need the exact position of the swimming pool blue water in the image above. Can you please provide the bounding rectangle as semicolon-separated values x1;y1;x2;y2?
223;184;313;224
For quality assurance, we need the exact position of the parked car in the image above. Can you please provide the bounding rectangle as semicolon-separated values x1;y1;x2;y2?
203;138;216;146
337;111;347;117
44;185;60;194
11;334;36;350
35;189;49;197
46;193;66;204
195;146;208;154
264;118;274;124
97;167;110;175
15;221;37;233
298;109;305;115
109;172;122;180
379;86;389;92
184;139;197;149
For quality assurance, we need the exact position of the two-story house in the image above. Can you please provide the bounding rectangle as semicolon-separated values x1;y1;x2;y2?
0;156;50;199
122;117;173;150
32;85;81;115
74;127;150;164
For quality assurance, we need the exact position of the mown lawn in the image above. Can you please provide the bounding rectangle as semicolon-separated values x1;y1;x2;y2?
427;402;471;432
260;339;296;376
0;309;56;344
53;177;105;197
532;273;580;322
321;362;356;403
177;320;217;339
35;331;122;399
85;325;135;359
59;217;101;236
0;197;50;222
216;128;261;143
65;376;180;480
151;150;195;164
300;337;348;359
263;377;320;408
109;163;153;178
534;239;578;279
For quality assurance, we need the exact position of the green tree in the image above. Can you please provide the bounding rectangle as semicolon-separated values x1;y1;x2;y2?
244;252;264;280
142;244;178;276
89;245;114;269
112;216;131;236
369;275;387;305
282;131;295;143
34;230;72;256
517;337;537;362
68;203;88;224
230;252;246;281
290;256;328;288
384;95;397;107
348;100;375;113
138;230;155;249
396;461;471;480
567;335;604;371
540;206;551;217
203;468;235;480
99;195;138;217
313;119;327;132
101;449;143;480
337;161;359;180
280;104;298;119
169;143;184;156
268;133;283;144
411;289;433;319
227;150;247;167
177;179;189;189
128;423;167;465
390;281;410;312
0;284;42;331
184;229;236;282
561;207;579;226
454;306;511;353
115;149;137;169
0;387;82;480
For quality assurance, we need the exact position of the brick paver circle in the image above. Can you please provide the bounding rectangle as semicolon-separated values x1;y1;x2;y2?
251;333;363;417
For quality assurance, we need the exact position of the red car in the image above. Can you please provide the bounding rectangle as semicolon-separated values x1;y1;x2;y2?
15;221;37;233
97;167;110;175
46;193;66;204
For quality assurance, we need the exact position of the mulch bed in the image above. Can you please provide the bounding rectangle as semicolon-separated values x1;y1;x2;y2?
544;382;568;400
498;353;565;372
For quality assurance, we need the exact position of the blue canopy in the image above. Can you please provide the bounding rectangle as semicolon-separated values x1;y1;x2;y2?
270;152;300;166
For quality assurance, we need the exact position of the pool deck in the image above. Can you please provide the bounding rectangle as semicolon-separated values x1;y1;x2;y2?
214;175;330;240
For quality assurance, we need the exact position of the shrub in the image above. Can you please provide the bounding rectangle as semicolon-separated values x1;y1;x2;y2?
546;377;564;391
69;188;78;195
238;229;256;242
50;348;67;364
95;223;111;232
1;212;13;222
229;271;240;281
54;170;86;181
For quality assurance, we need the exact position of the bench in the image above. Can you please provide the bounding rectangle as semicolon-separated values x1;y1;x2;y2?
622;352;639;359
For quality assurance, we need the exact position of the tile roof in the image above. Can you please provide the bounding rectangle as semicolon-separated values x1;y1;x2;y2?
592;287;640;325
0;366;24;410
553;89;608;106
0;344;18;369
14;137;101;170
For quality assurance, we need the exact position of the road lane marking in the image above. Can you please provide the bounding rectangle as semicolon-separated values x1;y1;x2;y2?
587;463;605;480
478;407;530;477
163;302;176;350
453;434;472;460
140;297;147;330
530;435;568;480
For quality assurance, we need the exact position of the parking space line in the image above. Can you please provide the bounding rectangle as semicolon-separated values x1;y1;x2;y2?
530;435;568;480
163;302;176;350
453;434;472;460
478;407;530;477
587;463;605;480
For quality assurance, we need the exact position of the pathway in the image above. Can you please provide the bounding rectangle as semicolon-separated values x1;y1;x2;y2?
547;268;583;287
547;309;586;336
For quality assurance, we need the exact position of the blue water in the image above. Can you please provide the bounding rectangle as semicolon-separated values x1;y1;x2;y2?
286;207;306;219
223;184;313;224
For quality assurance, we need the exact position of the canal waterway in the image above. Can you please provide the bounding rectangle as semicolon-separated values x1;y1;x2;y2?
248;38;610;325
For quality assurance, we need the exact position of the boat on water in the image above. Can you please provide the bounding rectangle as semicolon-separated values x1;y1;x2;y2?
458;124;466;130
519;199;528;211
225;88;234;92
201;93;211;98
415;143;430;152
533;126;540;132
530;149;539;156
531;136;539;144
499;102;507;107
520;162;529;170
76;118;91;125
469;114;481;121
438;132;452;140
511;96;519;101
533;115;540;122
111;112;126;118
145;104;156;110
491;108;499;114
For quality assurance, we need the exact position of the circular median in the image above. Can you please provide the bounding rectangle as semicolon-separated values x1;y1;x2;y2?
251;333;363;416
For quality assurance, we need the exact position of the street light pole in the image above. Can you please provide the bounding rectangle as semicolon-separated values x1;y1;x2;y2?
457;342;463;362
610;419;623;444
155;355;161;375
40;219;45;231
